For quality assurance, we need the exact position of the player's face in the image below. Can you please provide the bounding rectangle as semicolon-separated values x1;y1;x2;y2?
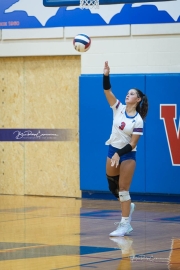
125;89;141;104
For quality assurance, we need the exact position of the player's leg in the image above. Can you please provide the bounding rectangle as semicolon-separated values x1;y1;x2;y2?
109;159;136;237
119;159;136;217
106;145;120;199
106;154;135;217
106;157;120;199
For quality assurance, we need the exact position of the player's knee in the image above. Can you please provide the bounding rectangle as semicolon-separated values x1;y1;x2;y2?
119;190;131;202
106;174;119;199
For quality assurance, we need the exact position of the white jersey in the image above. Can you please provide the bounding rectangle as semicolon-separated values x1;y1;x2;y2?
105;100;143;151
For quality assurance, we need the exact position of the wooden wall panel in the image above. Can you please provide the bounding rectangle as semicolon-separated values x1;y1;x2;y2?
0;58;24;195
0;56;81;198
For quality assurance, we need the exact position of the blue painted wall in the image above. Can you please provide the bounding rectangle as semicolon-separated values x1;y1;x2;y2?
79;74;180;195
1;0;179;29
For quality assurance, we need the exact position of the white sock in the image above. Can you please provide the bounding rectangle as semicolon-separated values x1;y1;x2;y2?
121;217;129;224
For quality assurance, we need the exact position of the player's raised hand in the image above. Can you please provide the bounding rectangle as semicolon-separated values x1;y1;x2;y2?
104;61;110;76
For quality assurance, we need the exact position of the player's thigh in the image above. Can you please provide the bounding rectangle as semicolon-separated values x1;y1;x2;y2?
119;160;136;190
106;157;120;176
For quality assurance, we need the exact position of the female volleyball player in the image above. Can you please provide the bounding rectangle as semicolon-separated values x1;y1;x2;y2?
103;61;148;237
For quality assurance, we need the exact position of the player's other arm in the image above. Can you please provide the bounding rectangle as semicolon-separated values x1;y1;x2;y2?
103;61;116;107
130;121;143;149
115;134;141;159
129;134;141;149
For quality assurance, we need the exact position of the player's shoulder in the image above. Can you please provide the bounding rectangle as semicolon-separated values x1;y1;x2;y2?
135;112;143;123
111;99;124;110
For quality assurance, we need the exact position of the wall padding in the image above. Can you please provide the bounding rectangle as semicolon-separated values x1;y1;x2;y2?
79;74;180;195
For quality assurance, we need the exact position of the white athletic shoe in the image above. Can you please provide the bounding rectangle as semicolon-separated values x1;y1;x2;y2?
109;222;133;237
129;203;135;223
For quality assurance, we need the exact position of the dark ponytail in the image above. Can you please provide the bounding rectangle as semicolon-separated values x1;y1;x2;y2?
134;88;148;120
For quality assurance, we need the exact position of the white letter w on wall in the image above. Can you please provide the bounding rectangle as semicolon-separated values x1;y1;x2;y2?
160;104;180;166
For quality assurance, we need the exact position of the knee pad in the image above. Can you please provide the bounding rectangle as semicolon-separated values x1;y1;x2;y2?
106;174;119;199
119;190;131;202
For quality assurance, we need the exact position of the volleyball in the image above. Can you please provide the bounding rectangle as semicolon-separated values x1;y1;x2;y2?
73;34;91;53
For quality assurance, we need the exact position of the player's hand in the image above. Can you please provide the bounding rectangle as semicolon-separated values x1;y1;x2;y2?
111;153;120;168
104;61;110;76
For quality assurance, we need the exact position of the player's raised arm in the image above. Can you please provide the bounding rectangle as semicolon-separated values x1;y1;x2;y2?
103;61;117;107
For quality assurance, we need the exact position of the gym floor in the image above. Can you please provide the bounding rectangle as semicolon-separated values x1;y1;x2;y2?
0;195;179;270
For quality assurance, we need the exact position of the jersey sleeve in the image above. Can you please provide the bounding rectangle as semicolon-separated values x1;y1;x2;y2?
110;100;123;117
133;116;144;135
